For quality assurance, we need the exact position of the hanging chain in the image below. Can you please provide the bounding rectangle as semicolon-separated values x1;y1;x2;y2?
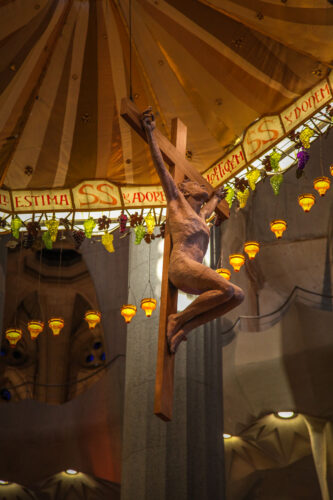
129;0;133;100
14;236;24;327
38;247;43;320
319;133;324;176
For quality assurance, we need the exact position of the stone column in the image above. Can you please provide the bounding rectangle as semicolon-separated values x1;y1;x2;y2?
121;229;225;499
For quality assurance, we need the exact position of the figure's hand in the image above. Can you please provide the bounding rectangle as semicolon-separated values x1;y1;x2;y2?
141;107;156;134
214;186;227;200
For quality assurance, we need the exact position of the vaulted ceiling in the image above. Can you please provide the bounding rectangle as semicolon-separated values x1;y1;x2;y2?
0;0;332;188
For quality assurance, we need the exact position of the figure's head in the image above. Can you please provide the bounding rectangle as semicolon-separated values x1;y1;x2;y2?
178;179;209;203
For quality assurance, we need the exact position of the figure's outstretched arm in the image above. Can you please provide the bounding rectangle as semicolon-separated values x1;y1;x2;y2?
141;109;178;202
200;187;226;220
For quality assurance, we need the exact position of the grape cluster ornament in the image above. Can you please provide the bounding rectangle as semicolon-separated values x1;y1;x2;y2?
119;213;128;233
269;149;281;171
134;225;145;244
225;186;235;207
246;168;260;190
237;188;250;208
270;173;284;195
299;127;314;149
11;216;22;239
84;217;96;238
45;217;59;242
102;232;115;253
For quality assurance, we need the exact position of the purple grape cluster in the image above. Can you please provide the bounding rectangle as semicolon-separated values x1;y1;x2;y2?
119;213;128;233
72;230;86;249
297;148;310;170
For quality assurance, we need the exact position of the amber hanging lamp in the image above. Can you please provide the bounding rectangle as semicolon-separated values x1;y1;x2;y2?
48;246;65;335
313;176;330;197
140;298;157;318
314;135;331;197
244;241;260;260
140;243;157;318
48;317;64;336
5;328;22;348
270;219;287;239
330;164;333;177
28;249;45;340
121;278;137;324
84;310;101;329
298;194;316;213
121;304;137;324
229;254;245;272
216;268;231;280
27;320;44;340
8;232;24;347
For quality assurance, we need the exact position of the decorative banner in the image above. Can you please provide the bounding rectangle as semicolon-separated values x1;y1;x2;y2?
203;145;246;187
281;80;332;132
0;190;12;212
12;189;72;212
0;79;330;217
72;180;122;210
121;185;166;207
243;115;284;161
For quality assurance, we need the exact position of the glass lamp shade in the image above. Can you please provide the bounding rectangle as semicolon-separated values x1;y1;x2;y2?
5;328;22;347
244;241;260;260
330;164;333;177
216;268;231;280
313;176;330;196
298;194;316;212
27;320;44;339
140;298;157;317
270;219;287;239
48;318;64;336
229;254;245;272
84;310;101;329
121;305;137;323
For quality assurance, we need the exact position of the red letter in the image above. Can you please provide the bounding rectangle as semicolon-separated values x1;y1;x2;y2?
246;129;261;156
122;191;131;204
15;196;23;208
59;194;69;206
78;183;99;206
97;183;118;206
259;119;279;145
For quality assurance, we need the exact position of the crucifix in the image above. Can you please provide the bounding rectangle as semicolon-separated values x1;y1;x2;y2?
121;98;243;422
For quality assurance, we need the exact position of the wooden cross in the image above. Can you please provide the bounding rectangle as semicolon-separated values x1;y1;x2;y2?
121;98;229;421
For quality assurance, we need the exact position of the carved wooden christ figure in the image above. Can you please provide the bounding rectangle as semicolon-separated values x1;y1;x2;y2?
142;109;244;353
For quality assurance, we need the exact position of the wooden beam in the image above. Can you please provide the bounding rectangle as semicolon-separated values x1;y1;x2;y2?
154;118;186;421
120;98;229;220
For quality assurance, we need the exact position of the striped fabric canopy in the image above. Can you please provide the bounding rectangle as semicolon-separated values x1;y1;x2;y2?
0;0;332;189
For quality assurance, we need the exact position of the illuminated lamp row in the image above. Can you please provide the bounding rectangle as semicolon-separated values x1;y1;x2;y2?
121;298;157;324
5;311;102;347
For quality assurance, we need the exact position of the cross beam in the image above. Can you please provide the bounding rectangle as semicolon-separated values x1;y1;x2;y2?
121;98;229;421
120;98;229;220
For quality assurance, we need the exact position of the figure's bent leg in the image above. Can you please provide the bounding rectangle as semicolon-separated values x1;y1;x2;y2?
169;288;244;353
167;255;244;351
167;287;235;339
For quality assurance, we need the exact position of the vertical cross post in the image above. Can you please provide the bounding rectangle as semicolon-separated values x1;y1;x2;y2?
154;118;187;421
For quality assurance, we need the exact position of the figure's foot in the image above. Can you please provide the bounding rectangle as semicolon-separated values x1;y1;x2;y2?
169;329;187;354
167;313;181;343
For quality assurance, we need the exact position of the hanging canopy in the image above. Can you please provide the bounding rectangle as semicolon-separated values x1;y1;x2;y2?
0;0;332;191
